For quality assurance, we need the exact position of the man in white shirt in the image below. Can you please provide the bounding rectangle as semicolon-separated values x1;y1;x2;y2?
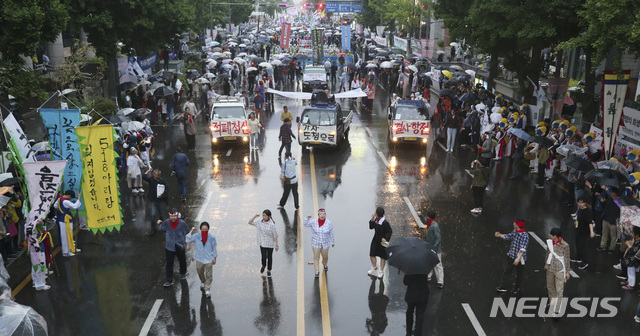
53;190;83;256
183;96;197;116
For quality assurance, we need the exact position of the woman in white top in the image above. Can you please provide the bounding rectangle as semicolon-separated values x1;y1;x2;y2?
247;112;262;150
248;210;279;277
304;209;335;278
126;148;144;194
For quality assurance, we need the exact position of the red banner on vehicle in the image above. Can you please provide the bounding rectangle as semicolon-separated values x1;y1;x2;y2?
280;22;291;49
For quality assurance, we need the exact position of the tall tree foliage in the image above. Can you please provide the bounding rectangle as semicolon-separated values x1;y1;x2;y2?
0;0;69;62
433;0;581;102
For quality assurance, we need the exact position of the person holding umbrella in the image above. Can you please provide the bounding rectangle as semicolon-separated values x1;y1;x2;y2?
304;209;335;278
386;237;440;336
368;207;392;279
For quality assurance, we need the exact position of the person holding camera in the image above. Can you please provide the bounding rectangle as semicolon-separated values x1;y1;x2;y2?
470;159;490;214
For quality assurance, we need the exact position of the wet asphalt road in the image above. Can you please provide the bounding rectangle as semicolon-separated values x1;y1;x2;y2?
11;81;640;336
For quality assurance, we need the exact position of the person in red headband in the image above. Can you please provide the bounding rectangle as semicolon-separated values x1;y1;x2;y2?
495;218;529;294
304;208;335;278
157;209;190;287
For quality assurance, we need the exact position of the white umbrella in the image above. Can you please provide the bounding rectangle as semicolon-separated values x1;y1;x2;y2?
204;73;217;79
140;80;152;85
222;64;233;69
366;63;377;69
223;51;231;56
271;60;283;66
450;42;459;47
380;61;392;68
80;114;92;123
568;87;584;92
246;67;258;72
117;108;136;116
247;54;257;60
465;69;476;77
408;65;418;72
195;78;210;84
229;42;238;46
7;94;15;100
239;44;247;48
211;52;223;57
122;121;145;133
436;50;446;54
258;62;271;67
425;72;434;76
238;52;247;56
60;88;77;95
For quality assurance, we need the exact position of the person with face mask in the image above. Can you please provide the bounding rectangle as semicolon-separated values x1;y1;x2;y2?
304;209;336;278
186;222;218;298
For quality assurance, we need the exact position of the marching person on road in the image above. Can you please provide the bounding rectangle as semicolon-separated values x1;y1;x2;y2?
544;228;571;316
126;148;145;194
157;209;190;287
470;159;490;214
248;211;279;278
495;219;529;294
278;118;296;159
368;207;392;279
54;190;82;257
574;197;594;270
304;209;335;278
143;168;169;236
424;211;444;289
404;273;429;336
186;222;218;298
280;105;293;122
183;107;197;151
170;148;190;201
247;112;262;150
277;152;299;210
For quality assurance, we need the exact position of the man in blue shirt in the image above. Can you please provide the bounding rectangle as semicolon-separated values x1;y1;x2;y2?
170;147;190;201
186;222;218;298
495;219;529;294
157;209;190;287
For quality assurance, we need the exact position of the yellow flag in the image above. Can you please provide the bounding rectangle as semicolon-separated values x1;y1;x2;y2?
92;118;103;126
77;125;123;232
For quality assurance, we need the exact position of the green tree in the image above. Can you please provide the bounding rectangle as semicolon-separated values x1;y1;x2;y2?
0;0;69;63
64;0;196;98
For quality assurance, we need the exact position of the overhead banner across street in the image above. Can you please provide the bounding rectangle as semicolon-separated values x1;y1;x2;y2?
77;125;123;233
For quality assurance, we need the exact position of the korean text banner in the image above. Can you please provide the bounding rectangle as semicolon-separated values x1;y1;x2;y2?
341;25;351;51
3;113;35;164
280;22;291;49
312;29;325;65
40;109;83;195
23;160;66;223
77;125;123;233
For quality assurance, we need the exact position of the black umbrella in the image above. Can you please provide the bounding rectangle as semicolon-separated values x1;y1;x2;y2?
117;82;138;91
564;156;594;173
531;136;554;148
252;57;265;64
0;177;20;187
346;62;357;71
452;71;468;78
8;102;21;112
460;92;479;102
153;86;175;97
455;76;472;86
387;237;440;275
439;89;456;97
585;168;629;188
377;51;393;57
443;79;458;86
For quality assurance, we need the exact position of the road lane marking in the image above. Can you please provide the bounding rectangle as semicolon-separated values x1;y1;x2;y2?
139;299;164;336
461;303;487;336
528;232;579;278
403;197;425;229
225;148;232;156
437;141;447;152
296;144;305;336
195;190;214;222
377;151;389;168
309;150;332;336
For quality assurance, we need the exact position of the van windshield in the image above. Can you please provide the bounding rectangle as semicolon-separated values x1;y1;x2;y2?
301;109;336;126
394;106;429;121
212;106;245;119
